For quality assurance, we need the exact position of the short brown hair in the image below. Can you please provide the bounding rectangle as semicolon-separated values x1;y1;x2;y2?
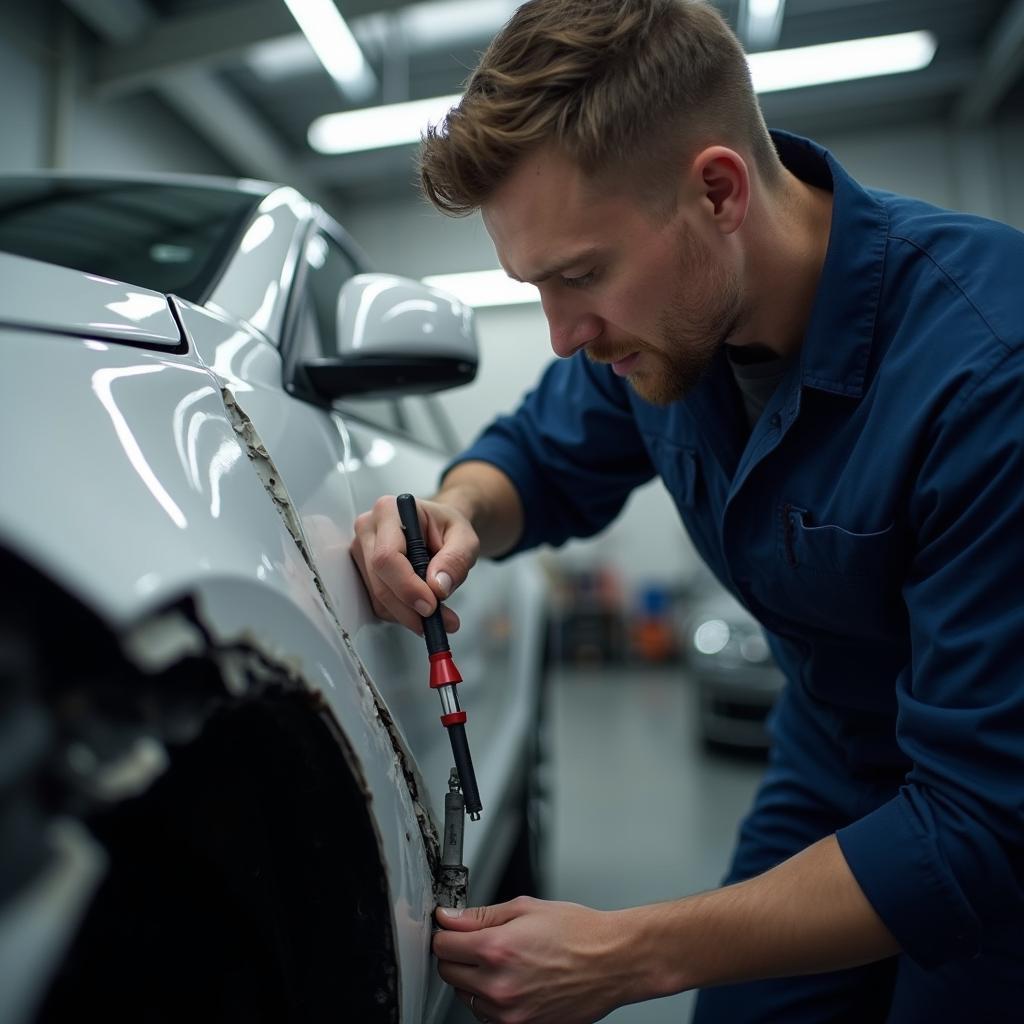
419;0;781;216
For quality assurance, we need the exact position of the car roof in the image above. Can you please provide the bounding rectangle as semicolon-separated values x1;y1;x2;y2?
0;169;281;197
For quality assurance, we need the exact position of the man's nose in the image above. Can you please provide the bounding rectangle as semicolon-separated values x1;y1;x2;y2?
542;295;602;358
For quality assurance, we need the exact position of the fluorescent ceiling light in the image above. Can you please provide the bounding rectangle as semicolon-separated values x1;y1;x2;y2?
309;30;937;155
249;34;318;82
748;31;936;93
309;93;461;155
741;0;785;51
401;0;519;50
423;270;539;309
282;0;376;102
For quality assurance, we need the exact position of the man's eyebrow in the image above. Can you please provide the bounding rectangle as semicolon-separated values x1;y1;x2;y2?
507;248;603;285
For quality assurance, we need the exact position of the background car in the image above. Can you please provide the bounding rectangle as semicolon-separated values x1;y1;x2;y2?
0;174;547;1024
682;576;786;750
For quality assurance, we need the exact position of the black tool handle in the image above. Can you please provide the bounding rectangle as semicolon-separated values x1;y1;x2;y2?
397;493;449;654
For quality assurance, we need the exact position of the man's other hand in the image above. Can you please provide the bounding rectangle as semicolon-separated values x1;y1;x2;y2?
350;493;480;635
433;897;639;1024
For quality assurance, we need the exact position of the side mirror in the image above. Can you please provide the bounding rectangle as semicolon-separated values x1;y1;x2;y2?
301;273;478;399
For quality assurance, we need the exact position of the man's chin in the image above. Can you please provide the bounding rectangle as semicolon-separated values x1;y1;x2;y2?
627;357;717;405
625;371;686;407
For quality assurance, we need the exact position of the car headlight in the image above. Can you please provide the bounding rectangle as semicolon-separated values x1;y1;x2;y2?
739;631;770;664
693;619;730;655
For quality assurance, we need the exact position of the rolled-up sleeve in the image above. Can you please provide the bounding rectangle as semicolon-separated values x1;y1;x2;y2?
445;353;655;554
837;345;1024;968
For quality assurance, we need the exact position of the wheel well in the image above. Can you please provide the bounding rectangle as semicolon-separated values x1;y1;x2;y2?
0;548;398;1023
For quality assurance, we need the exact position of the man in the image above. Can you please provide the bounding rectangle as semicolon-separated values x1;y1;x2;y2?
350;1;1024;1021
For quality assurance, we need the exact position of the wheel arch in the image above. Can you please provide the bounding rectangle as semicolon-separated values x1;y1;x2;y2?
0;544;438;1023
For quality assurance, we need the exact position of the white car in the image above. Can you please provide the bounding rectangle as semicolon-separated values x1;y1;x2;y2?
0;174;547;1023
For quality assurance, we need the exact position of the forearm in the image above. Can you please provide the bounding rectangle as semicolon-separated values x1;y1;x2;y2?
435;460;524;559
617;834;901;1001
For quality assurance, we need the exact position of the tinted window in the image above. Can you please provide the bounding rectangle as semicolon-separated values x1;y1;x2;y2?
0;179;259;302
304;230;360;355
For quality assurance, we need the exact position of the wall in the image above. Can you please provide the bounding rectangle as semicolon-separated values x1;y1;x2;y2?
0;0;232;176
441;304;701;589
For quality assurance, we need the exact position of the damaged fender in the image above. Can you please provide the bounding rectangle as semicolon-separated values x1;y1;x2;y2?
0;328;442;1020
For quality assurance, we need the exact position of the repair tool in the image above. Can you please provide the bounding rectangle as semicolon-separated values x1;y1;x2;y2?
437;768;470;909
397;492;483;819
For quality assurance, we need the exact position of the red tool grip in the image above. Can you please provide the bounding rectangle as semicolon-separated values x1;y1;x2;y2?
429;651;463;688
440;711;467;727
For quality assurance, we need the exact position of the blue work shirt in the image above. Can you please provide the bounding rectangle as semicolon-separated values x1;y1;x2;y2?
452;132;1024;970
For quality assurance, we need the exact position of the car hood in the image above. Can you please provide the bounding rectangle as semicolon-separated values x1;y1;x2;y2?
0;252;182;350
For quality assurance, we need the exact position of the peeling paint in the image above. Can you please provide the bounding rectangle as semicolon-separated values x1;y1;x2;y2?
435;866;469;911
220;387;441;869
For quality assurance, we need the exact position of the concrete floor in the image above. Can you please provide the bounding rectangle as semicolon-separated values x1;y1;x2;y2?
443;665;766;1024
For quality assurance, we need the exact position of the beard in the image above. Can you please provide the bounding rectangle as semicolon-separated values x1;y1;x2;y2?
588;228;744;406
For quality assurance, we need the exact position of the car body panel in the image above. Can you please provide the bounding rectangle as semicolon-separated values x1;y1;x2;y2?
204;186;311;343
0;252;182;348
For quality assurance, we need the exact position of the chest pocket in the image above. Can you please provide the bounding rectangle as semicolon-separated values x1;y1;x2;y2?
775;504;904;637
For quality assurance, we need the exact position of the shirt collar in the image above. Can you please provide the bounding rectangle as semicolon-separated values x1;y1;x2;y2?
770;130;890;399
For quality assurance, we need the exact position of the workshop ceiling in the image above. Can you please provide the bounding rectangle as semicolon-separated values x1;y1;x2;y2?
64;0;1024;204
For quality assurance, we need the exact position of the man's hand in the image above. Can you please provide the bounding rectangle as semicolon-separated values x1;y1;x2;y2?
350;494;480;635
433;897;641;1024
431;838;902;1023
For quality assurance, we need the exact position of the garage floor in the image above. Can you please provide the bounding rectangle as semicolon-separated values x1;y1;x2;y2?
443;665;766;1023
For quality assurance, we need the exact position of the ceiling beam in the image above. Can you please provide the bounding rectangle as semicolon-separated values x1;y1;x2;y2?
61;0;332;206
62;0;151;42
93;0;298;98
91;0;423;99
955;0;1024;124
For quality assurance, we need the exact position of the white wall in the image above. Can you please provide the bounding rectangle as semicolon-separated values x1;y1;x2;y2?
441;304;701;588
0;2;232;176
342;116;1024;593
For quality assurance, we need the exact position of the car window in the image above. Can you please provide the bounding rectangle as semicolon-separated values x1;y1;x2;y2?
304;231;360;353
0;179;259;302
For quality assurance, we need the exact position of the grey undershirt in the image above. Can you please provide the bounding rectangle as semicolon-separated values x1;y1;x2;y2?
726;346;793;428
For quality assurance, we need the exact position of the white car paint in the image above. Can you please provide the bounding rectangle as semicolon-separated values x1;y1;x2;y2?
0;176;545;1023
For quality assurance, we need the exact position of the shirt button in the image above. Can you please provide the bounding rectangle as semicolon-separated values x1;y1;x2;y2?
770;412;782;429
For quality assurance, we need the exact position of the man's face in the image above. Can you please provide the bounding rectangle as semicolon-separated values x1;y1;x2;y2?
482;145;744;405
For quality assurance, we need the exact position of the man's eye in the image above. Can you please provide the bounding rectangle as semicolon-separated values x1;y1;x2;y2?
560;270;597;290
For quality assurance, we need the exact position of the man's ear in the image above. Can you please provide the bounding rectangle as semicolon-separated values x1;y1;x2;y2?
691;146;750;235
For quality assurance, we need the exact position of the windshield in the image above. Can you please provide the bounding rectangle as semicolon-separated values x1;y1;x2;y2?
0;179;260;302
